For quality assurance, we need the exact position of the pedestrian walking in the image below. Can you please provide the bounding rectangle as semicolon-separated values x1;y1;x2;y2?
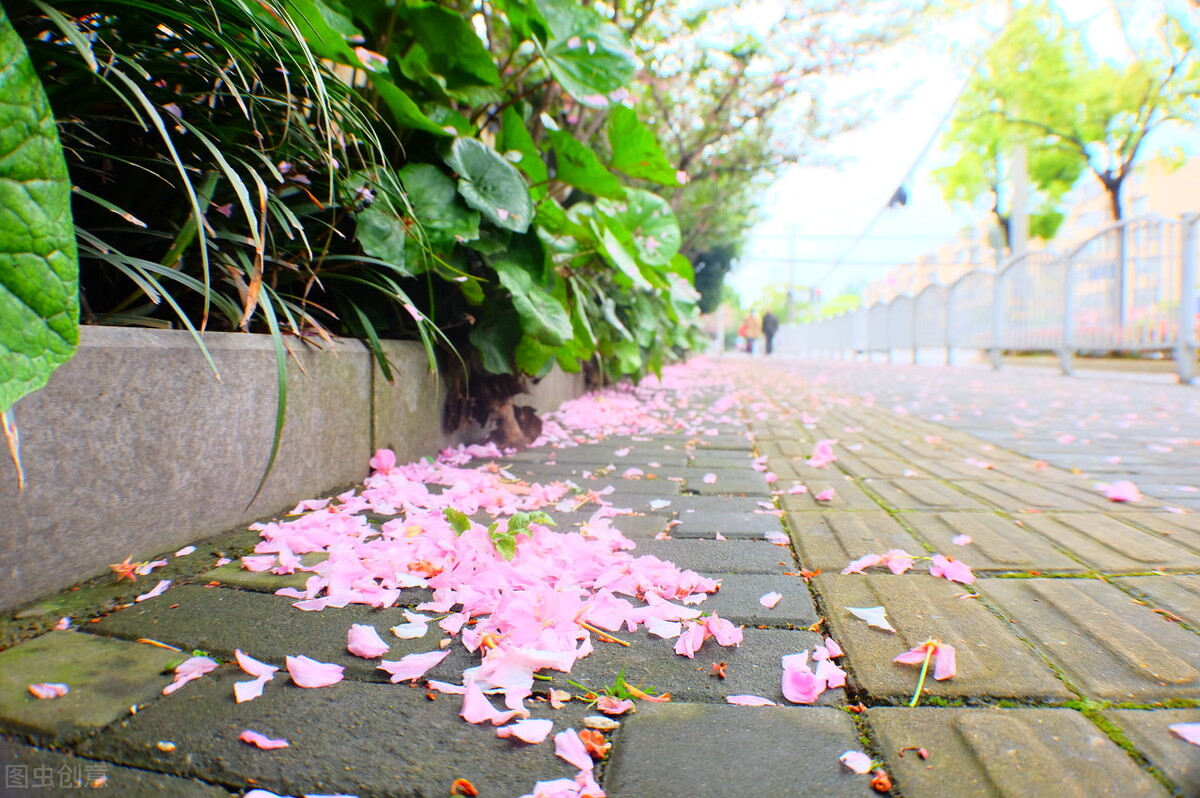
741;312;762;355
762;311;779;355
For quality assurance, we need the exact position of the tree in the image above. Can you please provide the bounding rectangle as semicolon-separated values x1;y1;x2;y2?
935;85;1084;249
966;1;1200;223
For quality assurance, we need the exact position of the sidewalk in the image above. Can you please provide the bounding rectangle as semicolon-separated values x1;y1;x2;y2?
1;356;1198;797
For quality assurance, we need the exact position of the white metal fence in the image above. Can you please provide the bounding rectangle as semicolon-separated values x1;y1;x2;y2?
778;214;1200;383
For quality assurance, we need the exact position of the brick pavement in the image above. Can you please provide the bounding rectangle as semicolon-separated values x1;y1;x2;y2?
0;357;1197;797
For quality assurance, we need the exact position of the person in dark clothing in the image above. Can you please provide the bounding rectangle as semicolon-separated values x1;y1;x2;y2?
761;311;779;355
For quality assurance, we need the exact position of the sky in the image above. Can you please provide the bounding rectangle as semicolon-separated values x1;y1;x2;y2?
727;0;1154;305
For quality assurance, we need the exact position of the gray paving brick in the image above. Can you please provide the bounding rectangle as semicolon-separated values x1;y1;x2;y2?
630;539;796;575
1113;575;1200;626
835;456;921;479
78;668;592;798
977;577;1200;702
1014;513;1200;572
778;479;883;511
863;478;992;511
0;737;232;795
813;574;1072;703
695;574;819;627
687;451;756;470
94;586;446;685
1104;709;1200;796
671;510;783;539
668;495;776;515
903;512;1084;572
785;511;926;572
1122;511;1200;555
0;632;179;743
562;628;837;706
684;474;773;497
868;708;1167;798
605;704;875;798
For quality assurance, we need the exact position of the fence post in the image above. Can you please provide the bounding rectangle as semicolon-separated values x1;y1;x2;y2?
990;268;1004;370
1177;213;1198;385
1060;253;1075;376
944;285;954;365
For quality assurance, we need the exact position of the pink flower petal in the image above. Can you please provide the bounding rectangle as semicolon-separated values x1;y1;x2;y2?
933;644;956;680
347;624;390;658
846;606;896;632
759;591;783;609
814;489;835;502
135;579;171;602
461;680;526;725
28;683;69;699
765;530;790;545
497;718;554;744
285;655;344;688
726;694;777;706
951;535;972;546
842;553;882;574
929;554;975;585
781;653;822;704
892;648;929;665
702;473;717;484
378;650;450;683
554;728;594;771
822;637;844;658
1170;722;1200;746
882;549;916;574
239;729;289;750
595;696;634;715
235;649;279;679
807;440;838;468
234;675;272;703
840;750;873;774
240;555;277;572
369;448;397;473
163;656;218;695
1104;480;1142;502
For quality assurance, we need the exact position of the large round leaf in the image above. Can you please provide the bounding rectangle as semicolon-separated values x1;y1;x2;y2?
445;138;533;233
607;105;679;186
536;0;635;106
0;10;78;413
547;130;624;198
399;163;480;249
596;189;681;268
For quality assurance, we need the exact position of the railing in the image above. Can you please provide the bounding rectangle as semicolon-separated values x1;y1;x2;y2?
779;213;1200;384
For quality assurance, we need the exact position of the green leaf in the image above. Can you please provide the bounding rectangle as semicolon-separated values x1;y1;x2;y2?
443;507;472;535
597;189;681;267
399;163;480;248
597;226;649;290
536;0;636;105
607;105;679;185
370;80;454;136
487;245;573;347
493;534;517;561
499;107;549;186
515;334;557;376
401;2;500;88
354;202;410;274
0;10;79;414
547;130;624;198
469;313;521;374
445;138;533;233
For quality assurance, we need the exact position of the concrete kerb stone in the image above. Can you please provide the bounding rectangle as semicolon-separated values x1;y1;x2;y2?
603;704;875;798
976;577;1200;702
630;539;796;575
812;574;1073;704
1103;709;1200;796
0;631;180;743
867;707;1169;797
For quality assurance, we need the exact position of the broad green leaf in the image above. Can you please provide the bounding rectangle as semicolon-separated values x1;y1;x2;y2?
469;313;521;374
399;163;480;248
597;226;649;290
445;138;533;233
370;79;454;136
401;2;500;88
596;189;681;267
487;251;573;346
536;0;636;105
354;202;410;274
666;252;694;282
515;334;557;376
494;0;548;43
612;339;642;375
499;107;550;186
443;507;472;535
0;11;78;414
547;130;624;198
607;105;679;185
